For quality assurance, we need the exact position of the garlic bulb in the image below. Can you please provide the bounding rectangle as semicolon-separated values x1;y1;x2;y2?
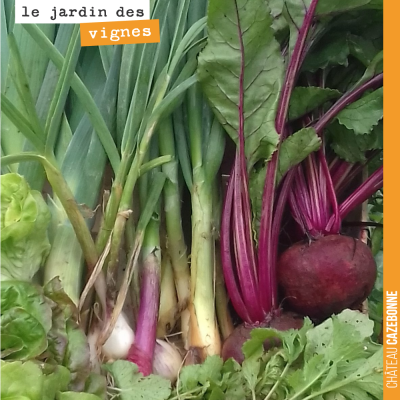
152;339;183;383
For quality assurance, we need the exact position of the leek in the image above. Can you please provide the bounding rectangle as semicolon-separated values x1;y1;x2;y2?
44;45;121;304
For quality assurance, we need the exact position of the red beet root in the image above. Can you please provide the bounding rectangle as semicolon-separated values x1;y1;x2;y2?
221;311;304;363
277;235;377;320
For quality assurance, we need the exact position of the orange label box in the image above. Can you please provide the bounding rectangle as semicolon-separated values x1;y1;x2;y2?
384;1;397;398
80;19;160;46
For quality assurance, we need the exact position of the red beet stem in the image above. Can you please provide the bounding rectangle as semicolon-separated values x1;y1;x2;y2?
338;166;383;220
306;153;323;229
275;0;320;134
221;0;319;324
331;160;354;192
314;73;383;135
288;74;384;237
233;157;264;321
319;148;340;234
220;168;251;322
258;0;320;313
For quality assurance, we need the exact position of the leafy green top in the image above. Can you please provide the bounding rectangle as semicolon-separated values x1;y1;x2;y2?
198;0;284;168
106;309;383;400
1;278;106;400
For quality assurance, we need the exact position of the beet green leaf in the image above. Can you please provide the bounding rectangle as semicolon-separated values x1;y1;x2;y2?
198;0;284;168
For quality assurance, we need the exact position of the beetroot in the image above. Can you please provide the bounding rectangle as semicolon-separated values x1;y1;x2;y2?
277;235;377;320
221;311;304;363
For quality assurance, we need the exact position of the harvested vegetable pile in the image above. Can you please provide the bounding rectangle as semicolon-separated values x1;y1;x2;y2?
1;0;383;399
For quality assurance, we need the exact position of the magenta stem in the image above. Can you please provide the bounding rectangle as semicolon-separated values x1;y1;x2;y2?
335;151;382;196
331;161;355;192
275;0;320;135
314;73;383;135
319;148;340;234
329;156;341;176
290;74;384;236
220;162;251;323
221;0;264;322
233;158;264;321
306;153;324;229
338;166;383;220
258;0;319;313
127;254;160;376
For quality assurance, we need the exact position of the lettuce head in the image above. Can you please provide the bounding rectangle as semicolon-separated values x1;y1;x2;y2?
1;173;51;281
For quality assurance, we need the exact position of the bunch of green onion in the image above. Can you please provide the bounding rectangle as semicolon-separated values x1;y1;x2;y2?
1;0;231;380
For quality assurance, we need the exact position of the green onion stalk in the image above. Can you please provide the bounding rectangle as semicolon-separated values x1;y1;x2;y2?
99;77;198;274
91;1;207;339
96;170;166;371
93;0;173;258
215;244;234;341
212;183;234;342
94;0;207;260
186;115;225;359
159;115;191;344
157;252;179;337
156;4;191;346
172;0;225;362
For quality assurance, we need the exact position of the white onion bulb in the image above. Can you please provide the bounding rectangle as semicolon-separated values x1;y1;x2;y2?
102;311;135;361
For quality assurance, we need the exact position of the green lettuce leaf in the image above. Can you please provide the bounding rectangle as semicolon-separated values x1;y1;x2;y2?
43;278;96;393
1;281;53;332
63;320;92;392
1;278;106;398
1;173;51;282
0;359;82;400
41;364;71;400
1;333;24;358
1;281;52;360
83;373;108;400
1;360;44;400
0;173;38;241
43;278;78;364
1;308;48;360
